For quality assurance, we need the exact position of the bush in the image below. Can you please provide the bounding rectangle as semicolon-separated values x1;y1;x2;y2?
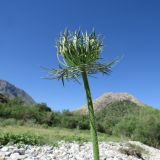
113;106;160;148
0;133;43;145
35;103;52;112
96;100;140;134
0;99;56;126
57;111;89;129
76;115;89;130
64;135;88;144
0;118;18;126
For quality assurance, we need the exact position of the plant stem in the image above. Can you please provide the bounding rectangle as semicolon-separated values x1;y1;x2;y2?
81;70;100;160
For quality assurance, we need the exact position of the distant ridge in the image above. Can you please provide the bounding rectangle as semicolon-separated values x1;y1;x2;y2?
76;92;144;112
0;80;35;105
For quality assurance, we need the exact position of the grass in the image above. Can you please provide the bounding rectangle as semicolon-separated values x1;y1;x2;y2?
0;125;126;146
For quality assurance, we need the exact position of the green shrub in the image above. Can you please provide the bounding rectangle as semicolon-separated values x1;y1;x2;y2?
76;115;89;130
35;103;52;112
0;118;18;126
64;135;88;144
58;111;89;130
96;100;140;134
0;99;89;130
0;99;55;126
0;133;43;145
113;106;160;148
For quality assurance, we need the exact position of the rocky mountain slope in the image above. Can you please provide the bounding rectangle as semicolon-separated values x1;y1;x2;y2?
76;92;144;113
0;80;35;105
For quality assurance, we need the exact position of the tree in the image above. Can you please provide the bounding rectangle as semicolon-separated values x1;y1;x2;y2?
47;29;117;160
0;93;8;103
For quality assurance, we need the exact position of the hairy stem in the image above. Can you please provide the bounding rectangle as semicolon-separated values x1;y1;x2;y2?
81;70;100;160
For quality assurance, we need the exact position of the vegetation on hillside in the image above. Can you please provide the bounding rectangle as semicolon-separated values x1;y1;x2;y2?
96;100;140;134
0;98;55;126
113;106;160;148
0;98;160;148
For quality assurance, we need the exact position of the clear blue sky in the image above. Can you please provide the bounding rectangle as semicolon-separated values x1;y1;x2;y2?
0;0;160;110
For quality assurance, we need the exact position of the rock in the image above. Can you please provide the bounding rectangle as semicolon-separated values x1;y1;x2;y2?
1;147;8;152
0;153;5;160
0;141;159;160
13;149;25;155
5;151;11;156
10;153;21;160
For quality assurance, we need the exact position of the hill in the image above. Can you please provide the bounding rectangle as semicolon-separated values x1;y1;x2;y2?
75;92;144;113
0;80;35;105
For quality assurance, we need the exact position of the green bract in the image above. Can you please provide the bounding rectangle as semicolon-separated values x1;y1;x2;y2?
48;29;116;84
57;30;101;66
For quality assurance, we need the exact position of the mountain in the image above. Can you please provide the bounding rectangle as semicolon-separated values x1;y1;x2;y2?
75;92;144;113
0;80;35;105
